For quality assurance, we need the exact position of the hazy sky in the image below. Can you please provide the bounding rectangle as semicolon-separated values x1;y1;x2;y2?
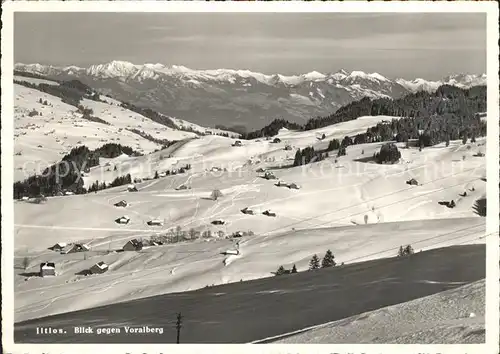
14;12;486;80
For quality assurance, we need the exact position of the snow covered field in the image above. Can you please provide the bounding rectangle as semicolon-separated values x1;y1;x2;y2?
13;115;487;323
273;280;486;344
12;81;488;330
13;83;237;181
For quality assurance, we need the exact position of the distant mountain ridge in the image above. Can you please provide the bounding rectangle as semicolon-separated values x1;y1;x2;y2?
14;61;486;130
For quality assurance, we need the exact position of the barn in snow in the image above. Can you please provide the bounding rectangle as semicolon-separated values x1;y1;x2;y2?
115;215;131;224
147;219;163;226
40;262;56;277
50;242;67;251
123;239;143;251
90;261;109;275
60;243;90;254
114;200;128;207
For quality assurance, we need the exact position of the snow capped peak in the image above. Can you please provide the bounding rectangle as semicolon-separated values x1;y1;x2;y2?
14;60;487;95
369;72;389;82
14;63;63;77
395;77;443;92
344;70;388;82
302;71;327;81
144;63;166;70
443;73;487;88
87;60;139;78
63;65;82;71
329;69;349;81
349;70;368;78
168;65;198;74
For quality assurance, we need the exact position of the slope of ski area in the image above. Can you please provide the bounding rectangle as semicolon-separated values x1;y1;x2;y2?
13;112;487;322
273;279;486;344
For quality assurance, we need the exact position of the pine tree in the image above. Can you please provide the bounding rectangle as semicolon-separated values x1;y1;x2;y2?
321;249;336;268
309;254;320;270
211;189;223;201
291;264;298;273
276;265;285;276
376;143;401;164
293;149;302;166
22;256;29;270
404;245;414;255
398;245;405;257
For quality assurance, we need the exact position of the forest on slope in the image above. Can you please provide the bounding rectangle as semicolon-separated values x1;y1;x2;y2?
243;84;487;147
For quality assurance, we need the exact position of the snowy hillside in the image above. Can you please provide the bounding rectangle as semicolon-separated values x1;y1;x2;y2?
273;280;486;344
14;116;487;322
13;82;236;181
14;62;486;129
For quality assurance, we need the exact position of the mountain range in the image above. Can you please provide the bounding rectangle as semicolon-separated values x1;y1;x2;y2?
14;61;486;130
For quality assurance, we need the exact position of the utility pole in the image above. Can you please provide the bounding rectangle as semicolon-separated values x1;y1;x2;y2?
176;312;182;344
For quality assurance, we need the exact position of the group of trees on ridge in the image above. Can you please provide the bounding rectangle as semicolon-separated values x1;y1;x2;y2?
275;249;337;276
13;143;142;199
398;245;415;257
242;119;303;140
309;249;337;270
287;85;485;168
15;78;101;108
214;124;248;136
293;136;352;167
127;128;176;148
242;85;486;149
154;164;192;179
274;245;417;278
119;101;179;130
87;174;133;193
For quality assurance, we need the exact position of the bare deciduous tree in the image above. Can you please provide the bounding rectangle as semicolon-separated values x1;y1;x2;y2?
211;189;223;201
22;256;29;271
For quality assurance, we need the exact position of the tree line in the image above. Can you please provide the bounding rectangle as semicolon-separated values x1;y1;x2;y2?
13;143;141;199
275;245;416;277
127;128;177;148
154;164;192;179
292;136;351;167
14;78;102;108
275;249;337;276
241;84;486;146
87;174;133;193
